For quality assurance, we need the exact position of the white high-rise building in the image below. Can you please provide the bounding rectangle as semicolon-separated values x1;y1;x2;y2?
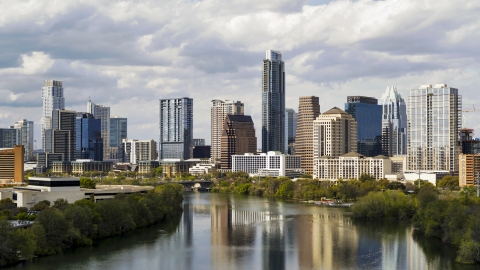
41;80;64;149
211;100;244;163
122;139;157;164
381;87;407;156
87;100;110;160
13;119;34;161
407;84;462;172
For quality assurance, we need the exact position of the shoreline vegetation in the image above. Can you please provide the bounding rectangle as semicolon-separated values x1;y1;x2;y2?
0;183;184;267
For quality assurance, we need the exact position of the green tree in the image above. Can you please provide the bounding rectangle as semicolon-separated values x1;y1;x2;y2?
31;200;51;211
275;180;294;199
80;177;96;189
153;166;163;177
32;208;71;255
52;198;69;212
416;184;438;210
386;181;406;190
437;175;459;190
359;174;375;182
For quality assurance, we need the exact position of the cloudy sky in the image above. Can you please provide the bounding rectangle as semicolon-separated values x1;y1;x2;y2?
1;0;480;147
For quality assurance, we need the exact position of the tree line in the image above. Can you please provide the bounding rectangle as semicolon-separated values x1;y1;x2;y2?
0;183;183;267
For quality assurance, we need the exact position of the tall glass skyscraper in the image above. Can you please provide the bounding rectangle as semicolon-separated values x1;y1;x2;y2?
87;100;110;160
41;80;64;150
380;86;407;156
285;108;297;154
13;119;34;161
262;50;285;153
75;113;103;161
109;117;127;160
407;84;462;172
159;97;193;160
345;96;382;156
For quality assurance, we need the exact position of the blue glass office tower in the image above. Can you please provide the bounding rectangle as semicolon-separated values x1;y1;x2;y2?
75;113;103;161
345;96;382;156
159;98;193;160
262;50;285;153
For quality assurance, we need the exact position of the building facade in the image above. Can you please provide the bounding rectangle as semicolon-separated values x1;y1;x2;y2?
0;128;17;149
220;115;257;169
262;50;286;153
295;96;321;175
460;128;480;154
380;87;407;157
122;139;157;164
232;151;302;177
13;120;34;161
459;154;480;187
313;107;357;159
211;100;244;163
41;80;65;150
87;100;110;160
0;145;24;184
314;152;391;180
285;108;298;154
345;96;382;157
159;98;193;160
44;110;76;161
109;117;128;160
407;84;462;172
75;113;103;161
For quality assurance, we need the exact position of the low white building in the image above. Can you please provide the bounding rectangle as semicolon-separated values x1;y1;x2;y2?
403;170;449;185
314;152;392;180
0;177;153;209
232;151;302;177
189;163;217;175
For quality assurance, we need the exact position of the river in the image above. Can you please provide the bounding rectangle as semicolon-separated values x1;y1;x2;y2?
8;192;476;270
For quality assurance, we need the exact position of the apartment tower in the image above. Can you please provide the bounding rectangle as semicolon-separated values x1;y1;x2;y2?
159;98;193;160
295;96;320;174
44;110;76;161
407;84;462;172
87;100;110;160
41;80;64;149
313;107;357;159
220;115;257;169
110;117;128;160
211;100;244;163
262;50;285;153
13;119;34;161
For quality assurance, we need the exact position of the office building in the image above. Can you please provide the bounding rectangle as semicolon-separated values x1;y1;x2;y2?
75;113;103;161
193;145;211;159
35;152;63;173
0;128;17;148
110;117;128;160
122;139;157;164
13;119;34;161
0;145;24;184
314;152;391;180
87;100;110;160
211;100;244;162
41;80;65;150
459;154;480;187
220;115;257;169
407;84;461;172
295;96;321;174
44;110;76;161
380;87;407;156
262;50;286;153
286;108;298;154
193;139;206;146
313;107;357;159
159;98;193;160
345;96;382;156
232;151;302;178
460;128;480;154
138;160;160;175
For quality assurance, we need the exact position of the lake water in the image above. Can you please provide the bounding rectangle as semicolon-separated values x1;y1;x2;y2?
8;192;475;270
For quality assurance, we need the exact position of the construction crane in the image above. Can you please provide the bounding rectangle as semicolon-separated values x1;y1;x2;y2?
462;105;480;128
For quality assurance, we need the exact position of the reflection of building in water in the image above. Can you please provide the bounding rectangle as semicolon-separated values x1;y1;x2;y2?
211;206;285;270
381;225;408;269
262;220;286;269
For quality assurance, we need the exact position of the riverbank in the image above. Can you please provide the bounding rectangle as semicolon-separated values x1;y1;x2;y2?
0;183;184;267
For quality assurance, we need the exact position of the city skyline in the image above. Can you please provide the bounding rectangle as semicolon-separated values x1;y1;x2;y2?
0;1;479;147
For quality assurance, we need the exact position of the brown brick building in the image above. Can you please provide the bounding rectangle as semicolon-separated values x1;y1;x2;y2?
220;115;257;169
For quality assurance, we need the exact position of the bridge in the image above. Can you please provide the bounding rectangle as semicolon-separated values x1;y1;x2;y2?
159;180;213;191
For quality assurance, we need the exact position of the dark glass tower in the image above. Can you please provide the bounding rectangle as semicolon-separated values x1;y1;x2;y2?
262;50;285;153
75;113;103;161
345;96;382;157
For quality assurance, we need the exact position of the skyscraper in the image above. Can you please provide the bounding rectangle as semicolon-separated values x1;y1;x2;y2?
75;113;103;161
220;115;257;169
313;107;357;159
262;50;285;153
295;96;320;174
159;98;193;160
407;84;462;172
13;119;34;161
41;80;64;149
211;100;244;163
44;110;76;161
380;87;407;157
122;139;157;164
87;100;110;160
345;96;382;156
285;108;298;154
0;128;17;148
110;116;128;160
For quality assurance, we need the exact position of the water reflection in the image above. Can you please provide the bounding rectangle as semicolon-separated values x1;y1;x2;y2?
9;193;476;270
